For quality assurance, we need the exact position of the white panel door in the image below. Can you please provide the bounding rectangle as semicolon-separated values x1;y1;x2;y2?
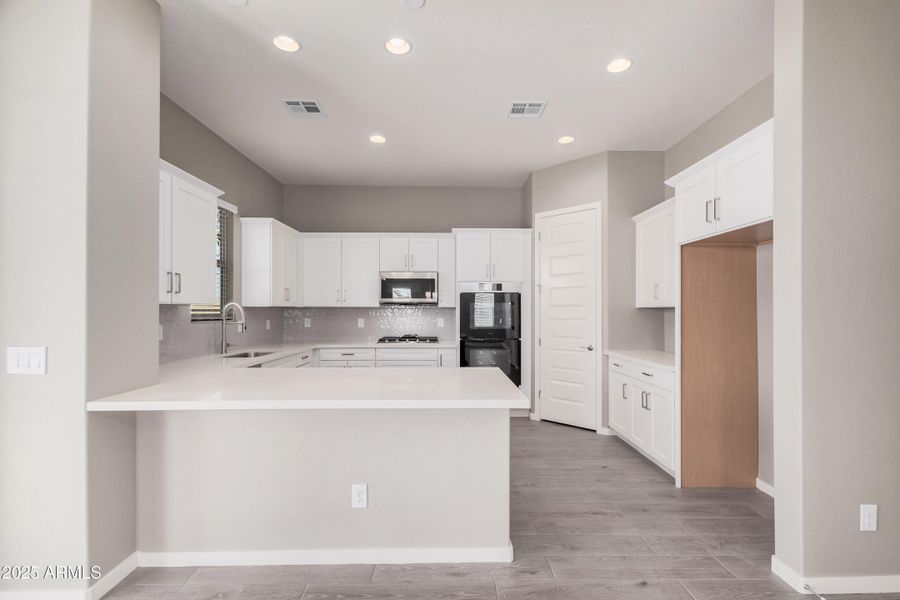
456;231;492;281
341;237;380;307
437;237;456;307
660;207;677;307
631;383;652;449
715;134;774;231
274;226;300;306
158;171;173;303
491;231;525;282
379;237;409;271
635;216;662;307
302;237;342;306
408;237;438;271
650;387;675;470
675;166;717;243
608;370;632;438
538;209;598;429
171;177;217;305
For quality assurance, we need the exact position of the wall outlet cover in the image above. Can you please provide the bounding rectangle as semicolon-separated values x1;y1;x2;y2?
266;319;271;331
437;318;445;328
358;318;365;328
860;504;878;531
304;318;311;328
7;346;47;375
351;483;368;508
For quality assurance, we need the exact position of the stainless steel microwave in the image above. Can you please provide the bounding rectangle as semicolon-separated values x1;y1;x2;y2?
379;272;438;305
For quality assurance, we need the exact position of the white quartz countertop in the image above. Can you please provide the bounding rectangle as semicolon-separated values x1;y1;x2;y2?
605;349;677;371
87;343;528;412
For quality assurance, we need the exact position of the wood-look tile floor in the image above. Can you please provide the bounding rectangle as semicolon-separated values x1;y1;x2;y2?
107;419;896;600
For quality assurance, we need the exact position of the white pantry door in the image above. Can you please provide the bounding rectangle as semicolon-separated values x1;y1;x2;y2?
537;207;599;430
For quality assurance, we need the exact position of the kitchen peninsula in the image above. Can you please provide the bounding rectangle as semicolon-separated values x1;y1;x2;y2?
88;348;527;566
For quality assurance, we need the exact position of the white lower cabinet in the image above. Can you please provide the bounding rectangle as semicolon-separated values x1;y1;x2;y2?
260;351;312;368
376;347;438;367
607;355;676;473
318;348;375;368
438;348;457;368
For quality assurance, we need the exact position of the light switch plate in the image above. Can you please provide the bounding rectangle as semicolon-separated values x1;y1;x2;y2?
437;318;445;328
304;318;311;328
860;504;878;531
266;319;271;331
351;483;368;508
7;346;47;375
358;318;365;328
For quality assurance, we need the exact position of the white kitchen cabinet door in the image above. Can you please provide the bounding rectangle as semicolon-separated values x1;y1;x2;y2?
341;237;380;307
456;231;492;281
635;216;663;307
408;237;438;271
302;237;342;306
675;166;717;243
608;370;633;438
272;225;300;306
438;348;457;368
379;237;409;271
631;383;653;450
490;231;525;282
438;237;456;307
714;133;773;232
171;177;218;305
660;206;677;307
649;387;676;471
159;171;174;303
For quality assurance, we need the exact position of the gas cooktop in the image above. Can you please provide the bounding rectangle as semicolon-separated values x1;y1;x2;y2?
377;334;439;344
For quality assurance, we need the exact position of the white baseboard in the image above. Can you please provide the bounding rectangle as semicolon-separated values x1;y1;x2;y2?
138;543;514;567
510;409;530;418
87;551;137;600
771;555;900;594
755;478;775;498
597;426;616;437
528;412;539;421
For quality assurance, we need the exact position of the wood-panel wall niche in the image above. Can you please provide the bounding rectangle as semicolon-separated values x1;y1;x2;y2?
681;244;759;487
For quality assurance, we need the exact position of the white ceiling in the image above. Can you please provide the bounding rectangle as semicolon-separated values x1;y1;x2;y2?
159;0;773;187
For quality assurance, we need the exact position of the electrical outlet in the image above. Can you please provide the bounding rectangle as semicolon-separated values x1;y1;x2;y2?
304;318;311;328
358;318;365;328
351;483;368;508
266;319;271;331
437;318;445;328
860;504;878;531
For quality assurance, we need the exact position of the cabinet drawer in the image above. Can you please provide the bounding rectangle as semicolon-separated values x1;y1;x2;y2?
376;360;438;368
260;353;299;368
375;348;439;362
318;348;376;361
608;357;675;392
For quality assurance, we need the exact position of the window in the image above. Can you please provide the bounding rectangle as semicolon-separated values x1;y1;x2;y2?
191;207;233;321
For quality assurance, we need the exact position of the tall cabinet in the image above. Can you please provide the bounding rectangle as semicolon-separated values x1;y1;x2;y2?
633;199;676;308
158;161;222;305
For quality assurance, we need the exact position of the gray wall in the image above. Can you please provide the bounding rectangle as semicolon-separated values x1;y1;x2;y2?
159;96;285;361
530;152;666;428
775;0;900;581
282;185;525;232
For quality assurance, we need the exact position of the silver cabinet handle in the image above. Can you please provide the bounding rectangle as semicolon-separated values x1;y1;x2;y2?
410;254;414;268
641;371;654;377
612;362;622;368
166;271;173;293
579;345;594;351
284;287;290;302
404;254;408;269
341;353;354;356
485;263;490;278
714;196;721;221
640;391;647;409
342;289;347;302
439;354;443;367
622;383;627;399
337;289;341;303
300;354;310;360
492;263;496;278
174;272;182;294
705;200;713;223
645;392;651;411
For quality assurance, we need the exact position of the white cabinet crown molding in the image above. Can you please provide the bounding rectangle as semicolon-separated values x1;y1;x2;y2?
159;159;224;198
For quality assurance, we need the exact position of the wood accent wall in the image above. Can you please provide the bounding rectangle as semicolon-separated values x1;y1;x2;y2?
681;244;759;487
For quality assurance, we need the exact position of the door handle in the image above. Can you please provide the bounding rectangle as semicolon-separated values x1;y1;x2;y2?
579;345;594;351
166;271;173;294
714;196;721;221
174;272;182;294
705;200;713;224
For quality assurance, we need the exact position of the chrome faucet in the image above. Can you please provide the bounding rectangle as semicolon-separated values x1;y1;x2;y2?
221;301;246;355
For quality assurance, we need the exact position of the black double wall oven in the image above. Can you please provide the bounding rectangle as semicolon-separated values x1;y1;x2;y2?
458;282;522;386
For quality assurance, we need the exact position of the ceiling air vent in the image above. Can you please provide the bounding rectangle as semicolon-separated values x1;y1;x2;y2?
507;101;547;119
283;100;325;118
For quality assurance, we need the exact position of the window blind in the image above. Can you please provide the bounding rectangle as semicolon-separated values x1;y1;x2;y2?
191;207;233;321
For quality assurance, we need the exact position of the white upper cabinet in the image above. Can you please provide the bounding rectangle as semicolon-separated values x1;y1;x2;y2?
341;237;380;307
668;119;773;244
241;218;302;307
302;236;342;307
379;236;438;272
634;199;676;308
159;161;221;305
437;236;456;308
302;236;380;307
455;229;529;282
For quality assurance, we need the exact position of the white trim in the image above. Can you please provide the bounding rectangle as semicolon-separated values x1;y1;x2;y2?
217;198;238;214
137;544;514;567
631;197;675;223
771;555;900;594
755;478;775;498
665;119;773;187
159;159;224;198
597;426;617;436
86;552;137;600
528;411;540;421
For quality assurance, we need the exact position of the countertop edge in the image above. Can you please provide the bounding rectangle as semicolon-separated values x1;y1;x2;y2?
86;399;530;412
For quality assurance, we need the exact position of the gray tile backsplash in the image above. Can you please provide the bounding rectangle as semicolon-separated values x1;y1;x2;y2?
158;305;284;363
283;306;457;344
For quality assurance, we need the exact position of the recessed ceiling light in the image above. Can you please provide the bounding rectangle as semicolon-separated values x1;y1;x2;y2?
369;135;387;144
557;136;576;145
606;58;632;73
272;35;300;53
385;38;412;55
401;0;426;8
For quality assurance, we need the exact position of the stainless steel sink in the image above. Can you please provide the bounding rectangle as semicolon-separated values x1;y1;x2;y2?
225;351;274;359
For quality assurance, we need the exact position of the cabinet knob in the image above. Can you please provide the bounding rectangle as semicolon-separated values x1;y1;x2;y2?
579;345;594;351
